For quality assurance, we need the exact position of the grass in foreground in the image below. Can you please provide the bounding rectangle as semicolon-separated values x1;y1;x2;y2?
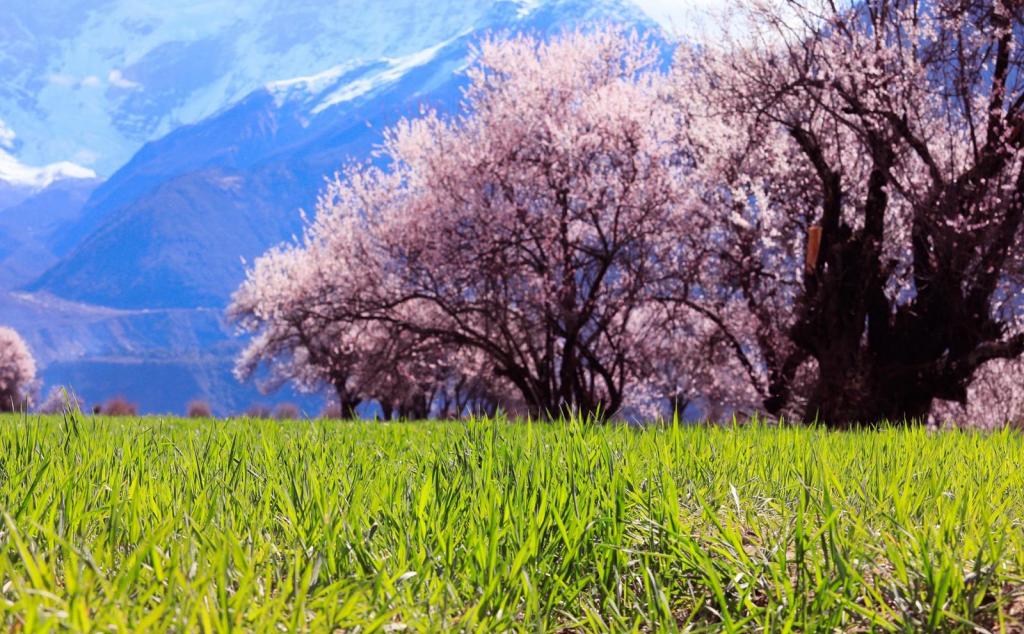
1;414;1023;632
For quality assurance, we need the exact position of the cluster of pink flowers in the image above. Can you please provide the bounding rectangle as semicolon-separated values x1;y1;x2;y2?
0;326;37;412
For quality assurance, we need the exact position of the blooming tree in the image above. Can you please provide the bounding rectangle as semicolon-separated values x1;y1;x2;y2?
233;29;712;420
231;240;375;418
0;326;38;412
231;191;511;419
324;29;691;418
675;0;1024;425
237;13;1024;426
38;386;85;415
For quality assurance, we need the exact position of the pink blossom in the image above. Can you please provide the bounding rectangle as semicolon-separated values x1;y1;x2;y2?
0;326;37;412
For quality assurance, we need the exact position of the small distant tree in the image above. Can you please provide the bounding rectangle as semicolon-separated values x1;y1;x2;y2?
273;403;301;420
0;326;38;412
101;396;138;417
244;404;272;419
38;386;85;414
186;400;213;418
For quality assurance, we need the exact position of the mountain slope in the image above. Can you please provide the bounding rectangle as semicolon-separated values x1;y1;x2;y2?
29;34;469;307
0;178;100;288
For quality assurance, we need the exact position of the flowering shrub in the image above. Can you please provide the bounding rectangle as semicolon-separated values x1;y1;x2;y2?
186;400;213;418
101;397;138;417
38;386;84;414
0;327;37;412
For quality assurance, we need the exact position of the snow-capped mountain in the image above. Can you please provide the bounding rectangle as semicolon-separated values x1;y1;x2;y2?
1;0;669;414
1;0;694;178
0;117;95;209
0;150;96;191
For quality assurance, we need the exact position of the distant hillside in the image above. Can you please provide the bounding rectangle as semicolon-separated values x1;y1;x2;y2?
0;178;99;289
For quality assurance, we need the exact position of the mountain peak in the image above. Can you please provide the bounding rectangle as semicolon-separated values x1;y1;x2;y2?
0;150;97;191
0;118;96;191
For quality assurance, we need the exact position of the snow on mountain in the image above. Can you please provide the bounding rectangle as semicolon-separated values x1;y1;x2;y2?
264;61;364;108
312;33;471;114
0;0;685;178
262;29;471;116
0;119;15;149
0;150;96;190
27;21;491;310
513;0;545;17
32;0;660;309
0;118;95;191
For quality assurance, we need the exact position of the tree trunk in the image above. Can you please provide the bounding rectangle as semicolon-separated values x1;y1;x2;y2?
803;358;935;427
341;398;360;420
333;379;360;421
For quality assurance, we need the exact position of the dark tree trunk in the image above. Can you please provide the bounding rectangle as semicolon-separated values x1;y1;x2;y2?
340;398;360;420
803;357;935;427
397;392;431;420
787;161;1024;427
775;120;1024;427
792;220;945;426
332;379;360;421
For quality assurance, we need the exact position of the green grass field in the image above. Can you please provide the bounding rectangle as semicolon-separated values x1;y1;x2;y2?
1;414;1023;632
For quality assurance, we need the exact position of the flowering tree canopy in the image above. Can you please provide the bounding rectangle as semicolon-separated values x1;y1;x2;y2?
0;326;37;412
231;181;514;419
233;28;707;420
347;29;690;417
676;0;1024;425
